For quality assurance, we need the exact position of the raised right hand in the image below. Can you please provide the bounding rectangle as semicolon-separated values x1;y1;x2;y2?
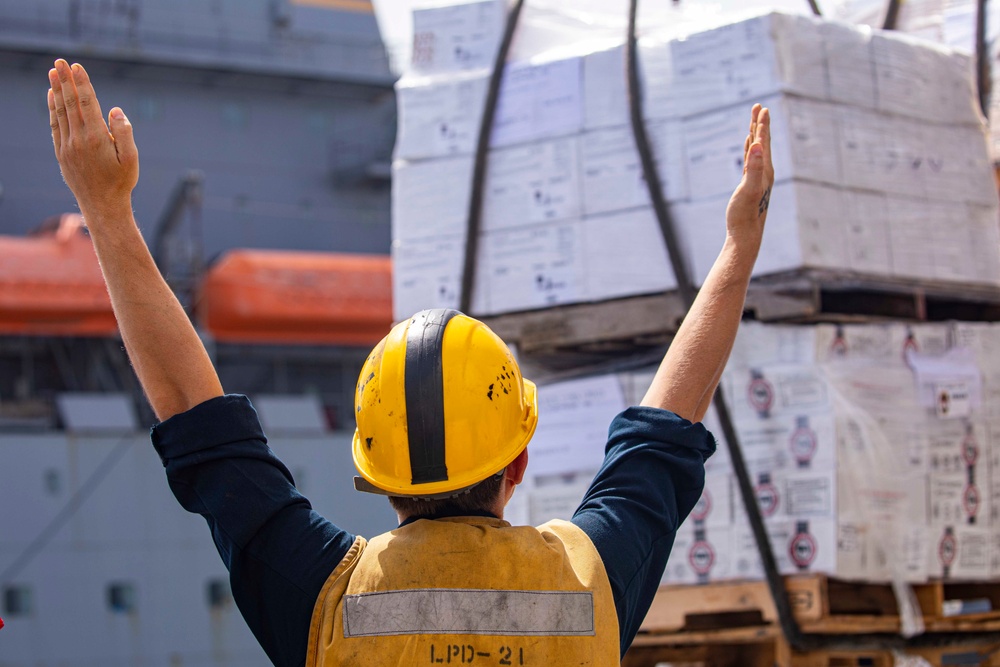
49;59;139;223
725;104;773;251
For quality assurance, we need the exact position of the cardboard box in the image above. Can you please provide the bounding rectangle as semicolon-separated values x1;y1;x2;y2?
926;524;991;580
841;190;893;275
896;322;954;359
929;473;986;527
692;472;734;529
921;124;996;207
724;364;833;424
726;321;818;370
923;404;988;531
395;55;583;160
483;219;586;314
953;323;1000;388
395;71;488;160
871;32;980;126
491;56;584;148
730;518;839;578
967;204;1000;285
886;197;945;281
527;477;592;524
866;518;929;583
732;468;837;523
668;12;827;118
391;233;490;320
674;180;850;285
528;374;626;477
482;137;582;231
813;322;951;363
732;411;838;474
391;156;473;242
698;404;733;474
410;0;505;76
392;135;587;255
682;95;840;200
662;523;735;585
582;44;630;130
821;20;877;109
990;529;1000;578
838;108;926;198
579;121;687;216
987;419;1000;529
581;209;677;302
732;516;923;582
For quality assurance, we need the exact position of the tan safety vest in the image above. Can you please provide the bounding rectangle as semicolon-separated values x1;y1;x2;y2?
305;516;621;666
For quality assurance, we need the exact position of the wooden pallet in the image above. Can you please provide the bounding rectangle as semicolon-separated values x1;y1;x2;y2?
479;270;1000;361
623;626;1000;667
745;270;1000;323
641;576;1000;637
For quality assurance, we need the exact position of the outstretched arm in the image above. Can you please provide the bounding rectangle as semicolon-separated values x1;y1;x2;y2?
49;59;222;420
641;104;773;422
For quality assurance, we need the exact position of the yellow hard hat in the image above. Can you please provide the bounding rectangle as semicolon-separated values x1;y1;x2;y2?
352;309;538;498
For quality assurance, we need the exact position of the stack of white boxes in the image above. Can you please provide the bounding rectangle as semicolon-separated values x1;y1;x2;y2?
392;5;999;321
658;320;1000;585
499;319;1000;584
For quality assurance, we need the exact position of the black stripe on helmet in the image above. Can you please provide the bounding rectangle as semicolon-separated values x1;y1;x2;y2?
405;308;460;485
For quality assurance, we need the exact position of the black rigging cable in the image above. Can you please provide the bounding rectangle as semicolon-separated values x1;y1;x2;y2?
625;3;695;310
976;0;991;119
883;0;902;30
459;0;526;315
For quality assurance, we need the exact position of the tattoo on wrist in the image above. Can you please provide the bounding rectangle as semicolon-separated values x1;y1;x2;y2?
758;187;771;217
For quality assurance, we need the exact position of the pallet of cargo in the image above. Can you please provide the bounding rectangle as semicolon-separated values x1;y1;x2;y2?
480;270;1000;359
623;626;1000;667
641;576;1000;637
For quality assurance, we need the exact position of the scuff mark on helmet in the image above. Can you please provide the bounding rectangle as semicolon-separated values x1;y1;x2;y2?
357;371;377;398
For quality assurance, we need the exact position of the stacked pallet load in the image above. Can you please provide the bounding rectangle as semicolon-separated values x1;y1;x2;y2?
512;323;1000;665
390;3;1000;665
629;326;1000;667
505;322;1000;584
392;5;999;322
663;321;992;586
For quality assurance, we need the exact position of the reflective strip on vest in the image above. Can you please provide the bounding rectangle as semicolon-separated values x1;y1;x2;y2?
342;588;595;638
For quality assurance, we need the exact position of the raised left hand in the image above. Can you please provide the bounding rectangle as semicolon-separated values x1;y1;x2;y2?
49;59;139;225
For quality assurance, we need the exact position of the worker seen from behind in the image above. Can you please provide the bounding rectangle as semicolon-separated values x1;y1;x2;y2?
47;59;773;665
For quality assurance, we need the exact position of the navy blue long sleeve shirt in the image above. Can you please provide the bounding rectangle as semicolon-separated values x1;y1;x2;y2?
150;394;714;666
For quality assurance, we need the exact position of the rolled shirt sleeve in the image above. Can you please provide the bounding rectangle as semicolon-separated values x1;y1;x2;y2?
151;394;356;667
570;406;716;656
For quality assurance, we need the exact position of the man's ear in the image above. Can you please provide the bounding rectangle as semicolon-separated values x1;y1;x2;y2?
506;447;529;485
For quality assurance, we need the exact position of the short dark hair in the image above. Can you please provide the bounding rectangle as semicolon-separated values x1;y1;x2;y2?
388;470;506;519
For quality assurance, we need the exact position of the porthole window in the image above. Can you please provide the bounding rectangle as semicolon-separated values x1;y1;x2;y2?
107;582;136;613
3;585;33;616
206;579;232;610
43;468;61;495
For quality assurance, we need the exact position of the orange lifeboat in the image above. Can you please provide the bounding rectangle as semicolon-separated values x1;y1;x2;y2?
198;249;392;346
0;215;117;337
